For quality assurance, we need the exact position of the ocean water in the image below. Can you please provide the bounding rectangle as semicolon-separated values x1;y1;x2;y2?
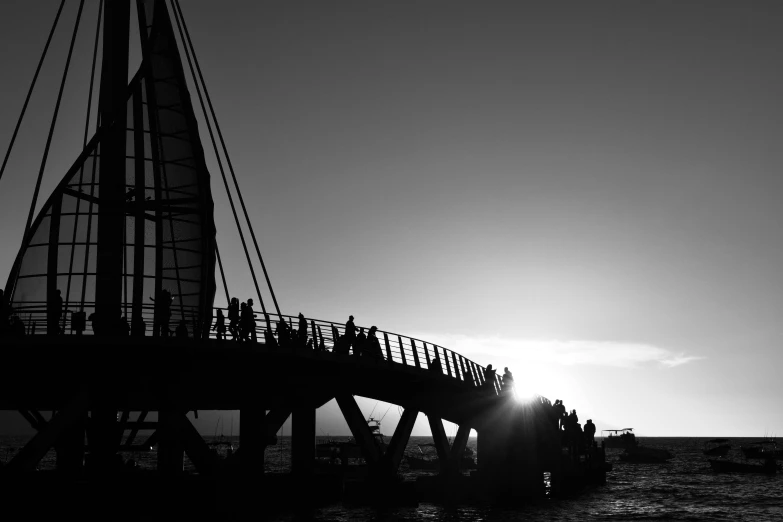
2;436;782;521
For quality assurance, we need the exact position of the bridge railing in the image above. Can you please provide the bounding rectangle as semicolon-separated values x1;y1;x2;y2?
4;303;503;394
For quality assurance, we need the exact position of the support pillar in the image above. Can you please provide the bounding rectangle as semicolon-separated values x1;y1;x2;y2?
382;407;418;475
157;409;184;475
86;408;120;474
450;424;471;468
426;414;454;475
240;405;267;474
55;413;86;475
291;406;315;483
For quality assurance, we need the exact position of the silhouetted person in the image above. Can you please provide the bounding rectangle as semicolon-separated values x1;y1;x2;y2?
276;320;290;346
345;315;357;351
430;355;443;375
176;319;188;338
48;289;63;335
151;289;173;337
367;326;383;359
71;311;86;336
584;419;596;445
120;316;130;336
298;313;308;346
213;309;226;340
88;312;100;335
246;299;258;342
228;297;240;340
501;367;514;395
238;302;249;342
9;315;25;336
354;327;366;358
484;364;497;393
553;399;566;430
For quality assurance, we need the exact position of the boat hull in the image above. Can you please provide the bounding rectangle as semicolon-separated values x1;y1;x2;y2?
703;445;731;457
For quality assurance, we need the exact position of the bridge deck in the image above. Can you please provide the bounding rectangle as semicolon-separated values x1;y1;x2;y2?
0;335;499;426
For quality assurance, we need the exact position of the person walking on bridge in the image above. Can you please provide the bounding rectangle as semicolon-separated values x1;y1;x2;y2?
355;327;367;358
483;364;497;394
584;419;596;447
501;367;515;395
367;326;383;359
298;313;308;346
345;315;357;352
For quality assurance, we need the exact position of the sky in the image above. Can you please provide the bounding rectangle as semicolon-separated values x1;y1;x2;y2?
2;0;783;438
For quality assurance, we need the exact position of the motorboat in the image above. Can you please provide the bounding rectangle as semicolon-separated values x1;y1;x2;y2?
619;445;673;463
740;439;783;459
702;438;731;457
316;417;387;460
601;428;637;449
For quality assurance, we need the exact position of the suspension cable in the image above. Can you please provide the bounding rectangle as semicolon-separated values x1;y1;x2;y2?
215;243;230;304
65;0;103;316
0;0;66;187
169;1;267;315
173;0;283;319
23;0;86;240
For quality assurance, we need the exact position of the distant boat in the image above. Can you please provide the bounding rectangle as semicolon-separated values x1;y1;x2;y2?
740;439;783;460
619;445;673;463
601;428;637;449
405;443;477;471
709;457;777;475
316;417;387;460
703;438;731;457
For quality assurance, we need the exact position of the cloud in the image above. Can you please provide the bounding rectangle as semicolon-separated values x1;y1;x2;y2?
407;333;703;369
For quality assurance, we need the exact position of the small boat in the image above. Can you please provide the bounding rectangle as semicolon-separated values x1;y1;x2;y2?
703;438;731;457
405;443;477;471
740;439;783;459
619;445;673;463
601;428;637;449
709;457;777;475
316;417;387;460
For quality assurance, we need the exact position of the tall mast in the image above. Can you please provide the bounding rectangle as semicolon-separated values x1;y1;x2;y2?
95;0;130;333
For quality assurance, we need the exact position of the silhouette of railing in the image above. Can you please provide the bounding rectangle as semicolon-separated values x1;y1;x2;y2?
5;302;503;394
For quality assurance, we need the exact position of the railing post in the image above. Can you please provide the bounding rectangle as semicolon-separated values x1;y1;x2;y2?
473;363;484;385
398;335;407;365
410;339;420;368
317;325;325;351
310;320;317;350
384;333;393;364
442;347;452;378
331;324;339;351
451;352;460;381
423;343;431;368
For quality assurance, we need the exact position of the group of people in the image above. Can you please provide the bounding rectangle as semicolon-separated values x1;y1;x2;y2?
332;315;384;359
552;399;597;452
481;364;515;394
212;297;261;342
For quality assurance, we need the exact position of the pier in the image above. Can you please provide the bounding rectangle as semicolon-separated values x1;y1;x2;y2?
0;0;608;516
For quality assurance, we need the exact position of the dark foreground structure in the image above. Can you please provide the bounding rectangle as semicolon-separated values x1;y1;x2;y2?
0;1;608;517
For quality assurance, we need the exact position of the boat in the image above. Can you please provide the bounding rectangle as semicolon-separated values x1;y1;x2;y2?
405;443;477;471
709;457;777;475
702;438;731;457
316;417;387;460
601;428;637;449
618;445;673;462
740;439;783;459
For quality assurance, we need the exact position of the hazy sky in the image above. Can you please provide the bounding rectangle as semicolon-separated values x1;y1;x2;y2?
2;1;783;437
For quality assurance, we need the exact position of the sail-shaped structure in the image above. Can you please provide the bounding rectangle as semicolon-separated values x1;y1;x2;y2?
4;0;216;338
